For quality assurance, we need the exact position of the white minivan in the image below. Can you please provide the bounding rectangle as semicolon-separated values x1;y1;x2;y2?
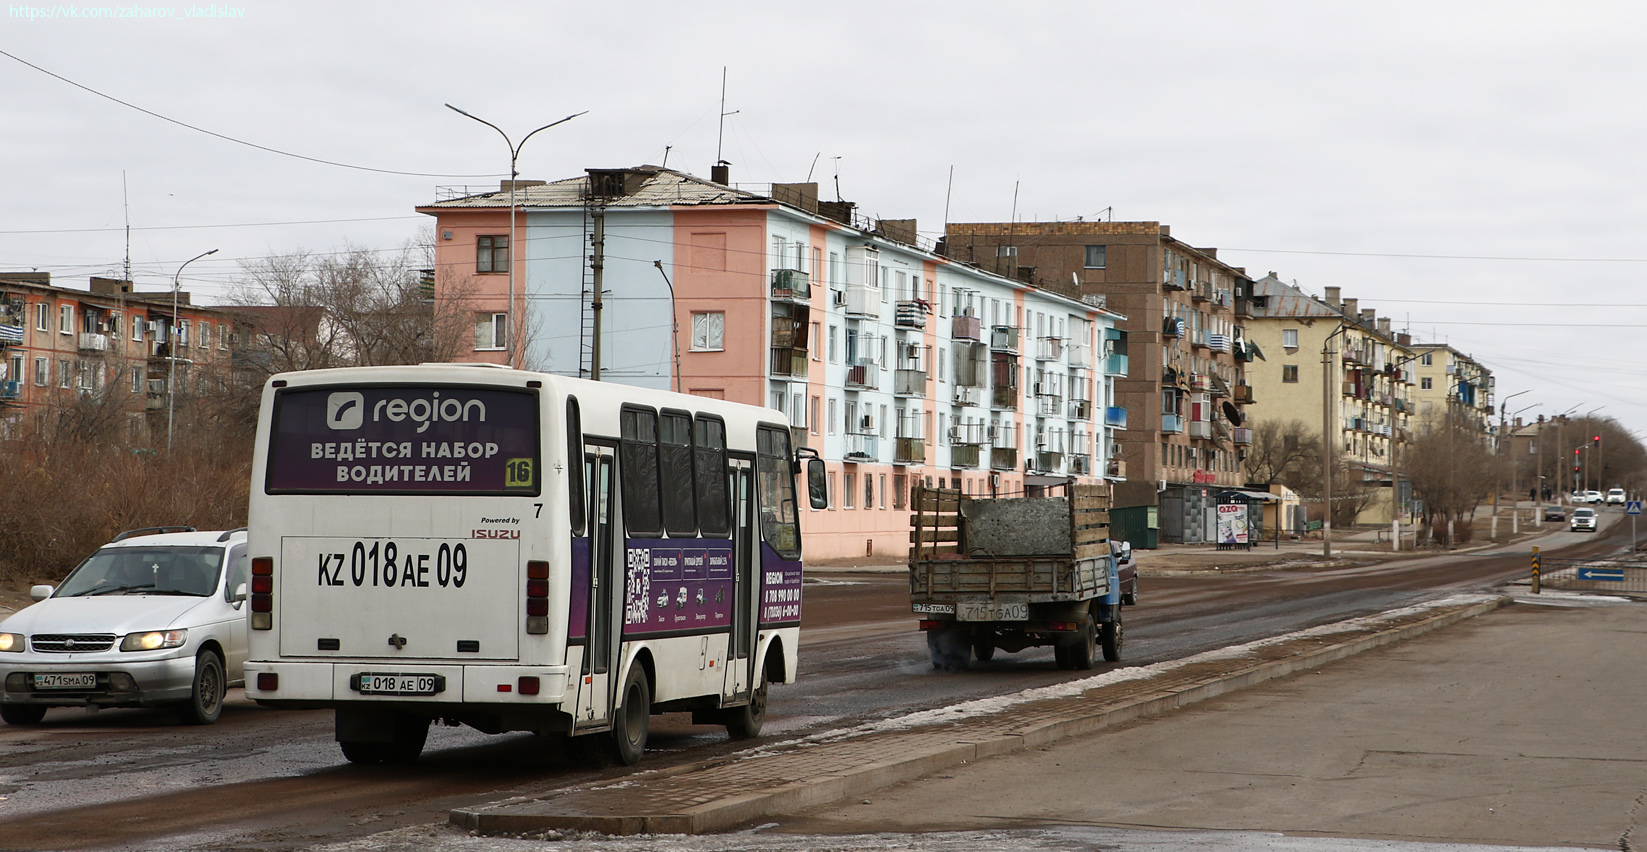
0;527;249;725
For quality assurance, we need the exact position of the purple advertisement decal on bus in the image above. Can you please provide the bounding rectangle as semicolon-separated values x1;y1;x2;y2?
759;546;803;626
622;539;736;636
265;386;540;494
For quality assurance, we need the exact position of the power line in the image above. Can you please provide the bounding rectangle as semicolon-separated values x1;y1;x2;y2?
0;48;500;179
0;216;428;236
1224;246;1647;263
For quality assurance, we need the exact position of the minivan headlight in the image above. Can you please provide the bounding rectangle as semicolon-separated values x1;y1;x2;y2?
120;629;187;651
0;633;23;653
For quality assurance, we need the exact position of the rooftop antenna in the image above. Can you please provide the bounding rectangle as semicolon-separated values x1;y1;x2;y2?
714;67;739;166
1010;179;1020;224
122;170;131;284
832;156;843;201
806;152;821;183
943;165;954;227
662;145;671;168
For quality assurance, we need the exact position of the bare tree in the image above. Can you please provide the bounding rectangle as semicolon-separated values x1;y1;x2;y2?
1404;415;1495;544
1243;419;1318;487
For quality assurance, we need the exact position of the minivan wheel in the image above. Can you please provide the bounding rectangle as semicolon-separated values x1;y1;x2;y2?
176;651;225;725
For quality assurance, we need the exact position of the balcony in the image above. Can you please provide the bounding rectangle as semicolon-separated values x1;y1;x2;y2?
894;300;928;329
78;332;109;352
0;380;18;400
1106;458;1126;478
1189;421;1213;439
1066;342;1091;366
844;285;880;319
1035;337;1064;362
1233;383;1254;404
1161;414;1183;434
949;424;986;446
1191;282;1211;302
894;437;926;465
990;385;1018;411
1163;271;1188;291
1036;395;1063;417
769;347;808;379
1190;330;1210;350
843;433;878;462
148;342;172;361
949;444;981;468
1162;317;1184;338
845;361;878;391
952;385;982;406
1103;353;1128;376
951;313;982;341
1213;289;1232;309
1190;373;1211;392
1206;333;1231;353
893;369;928;397
770;268;811;303
1105;406;1128;429
1069;399;1093;420
989;326;1019;353
1071;456;1091;476
990;447;1018;470
1233;427;1253;445
1035;451;1064;472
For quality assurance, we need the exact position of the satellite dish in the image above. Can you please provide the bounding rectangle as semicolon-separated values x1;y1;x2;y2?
1222;400;1244;426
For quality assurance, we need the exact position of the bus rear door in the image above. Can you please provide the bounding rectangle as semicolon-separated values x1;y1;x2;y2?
574;445;619;728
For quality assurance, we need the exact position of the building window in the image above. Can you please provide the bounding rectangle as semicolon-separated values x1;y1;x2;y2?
1421;377;1433;390
865;473;873;510
997;245;1017;258
198;322;210;349
33;357;47;386
178;320;190;348
690;311;724;351
1282;328;1298;349
844;472;856;509
1083;245;1106;269
58;359;70;388
131;366;142;393
1282;365;1299;383
810;396;821;436
59;305;73;334
827;397;837;436
1420;353;1432;366
132;316;144;341
827;472;838;509
475;313;506;350
811;322;822;361
476;235;509;273
34;303;47;332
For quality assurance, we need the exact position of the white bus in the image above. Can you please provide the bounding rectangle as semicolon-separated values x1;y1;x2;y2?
244;364;825;765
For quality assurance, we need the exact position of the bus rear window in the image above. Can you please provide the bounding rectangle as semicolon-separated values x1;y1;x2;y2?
265;385;540;495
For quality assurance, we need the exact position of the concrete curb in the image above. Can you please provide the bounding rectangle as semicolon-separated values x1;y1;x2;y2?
450;596;1509;836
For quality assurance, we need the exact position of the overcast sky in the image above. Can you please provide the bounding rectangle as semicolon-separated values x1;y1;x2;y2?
5;1;1643;443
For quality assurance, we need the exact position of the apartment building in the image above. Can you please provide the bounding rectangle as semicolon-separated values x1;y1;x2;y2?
0;273;237;443
941;222;1252;546
1243;277;1417;525
1408;343;1495;437
418;166;1127;560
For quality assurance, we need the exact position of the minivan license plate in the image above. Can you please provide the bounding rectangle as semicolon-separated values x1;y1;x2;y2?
355;673;439;696
34;672;96;690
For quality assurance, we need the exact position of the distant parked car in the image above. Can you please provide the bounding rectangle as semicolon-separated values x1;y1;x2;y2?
1571;508;1598;532
1543;505;1566;522
1587;490;1605;505
1570;491;1591;504
1607;488;1627;505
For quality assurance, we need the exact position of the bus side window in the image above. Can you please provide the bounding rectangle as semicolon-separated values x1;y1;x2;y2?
694;416;730;538
619;407;662;538
659;410;696;537
756;426;801;559
567;397;585;536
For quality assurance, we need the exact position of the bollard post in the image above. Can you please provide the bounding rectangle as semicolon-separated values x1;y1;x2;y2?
1531;546;1541;595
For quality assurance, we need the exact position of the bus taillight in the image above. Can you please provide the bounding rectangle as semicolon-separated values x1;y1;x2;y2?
250;557;274;630
526;560;549;634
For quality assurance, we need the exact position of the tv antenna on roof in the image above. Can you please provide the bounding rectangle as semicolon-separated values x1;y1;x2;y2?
715;67;739;166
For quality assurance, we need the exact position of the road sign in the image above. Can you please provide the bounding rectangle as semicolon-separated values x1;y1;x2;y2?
1628;500;1642;516
1577;567;1625;582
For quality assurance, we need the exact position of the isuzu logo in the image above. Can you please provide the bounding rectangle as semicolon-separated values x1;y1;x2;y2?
326;392;365;430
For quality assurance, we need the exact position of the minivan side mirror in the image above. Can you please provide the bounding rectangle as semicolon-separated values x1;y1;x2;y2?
806;457;828;510
232;583;248;604
29;585;53;602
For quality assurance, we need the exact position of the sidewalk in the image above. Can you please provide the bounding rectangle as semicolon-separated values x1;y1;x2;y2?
450;594;1509;836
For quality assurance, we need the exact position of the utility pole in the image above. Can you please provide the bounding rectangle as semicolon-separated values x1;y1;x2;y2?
1534;415;1544;525
590;204;605;381
1321;325;1348;558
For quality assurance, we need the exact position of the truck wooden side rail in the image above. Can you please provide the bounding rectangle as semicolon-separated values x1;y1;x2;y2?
909;483;1123;671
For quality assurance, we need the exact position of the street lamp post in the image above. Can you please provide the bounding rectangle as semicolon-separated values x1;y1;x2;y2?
167;248;217;454
445;105;587;370
1491;390;1529;541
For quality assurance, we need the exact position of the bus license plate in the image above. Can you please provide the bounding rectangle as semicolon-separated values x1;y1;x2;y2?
34;672;96;690
355;673;440;696
957;601;1028;622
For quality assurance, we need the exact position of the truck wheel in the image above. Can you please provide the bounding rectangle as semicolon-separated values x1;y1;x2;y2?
176;651;225;725
611;665;650;765
972;630;995;662
1052;642;1071;669
1067;620;1097;671
0;704;46;725
725;679;767;740
1102;610;1124;662
927;628;970;672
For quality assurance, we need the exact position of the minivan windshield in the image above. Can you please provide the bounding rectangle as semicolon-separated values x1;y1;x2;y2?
56;546;224;598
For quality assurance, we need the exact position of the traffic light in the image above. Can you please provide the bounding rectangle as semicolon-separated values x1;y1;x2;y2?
1594;435;1601;445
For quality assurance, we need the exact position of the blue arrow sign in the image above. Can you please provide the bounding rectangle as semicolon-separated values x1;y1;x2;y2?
1628;500;1642;516
1578;567;1625;582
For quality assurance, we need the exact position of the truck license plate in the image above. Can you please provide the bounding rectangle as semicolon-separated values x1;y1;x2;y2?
912;602;955;615
355;673;441;696
33;672;96;690
957;601;1028;622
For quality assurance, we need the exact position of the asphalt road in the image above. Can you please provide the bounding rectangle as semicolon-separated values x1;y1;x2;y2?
0;512;1628;851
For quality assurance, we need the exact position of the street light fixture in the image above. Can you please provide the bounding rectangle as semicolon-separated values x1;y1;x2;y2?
168;248;217;454
445;105;587;369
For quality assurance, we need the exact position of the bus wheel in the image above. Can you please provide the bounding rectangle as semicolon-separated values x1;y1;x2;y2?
611;666;650;766
340;716;428;765
725;680;767;740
